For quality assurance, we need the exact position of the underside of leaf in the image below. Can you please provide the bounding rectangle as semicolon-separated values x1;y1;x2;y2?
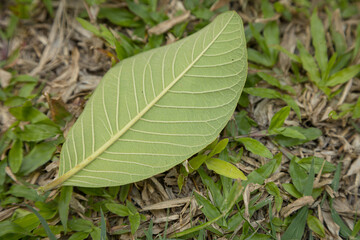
42;11;247;191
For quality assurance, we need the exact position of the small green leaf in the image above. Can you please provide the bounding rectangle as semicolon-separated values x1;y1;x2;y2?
237;137;273;159
17;123;61;142
265;182;283;212
105;203;129;217
245;153;282;185
269;106;291;132
9;139;23;173
208;138;229;158
68;219;94;233
281;207;308;240
68;232;90;240
6;185;45;202
310;9;328;75
76;18;100;36
194;192;221;221
244;87;282;99
271;44;301;63
19;141;58;176
205;158;247;180
128;213;141;234
289;158;308;194
0;220;30;237
98;8;140;27
303;159;315;196
275;127;322;147
282;93;301;120
258;72;295;94
100;208;107;240
352;96;360;119
282;183;302;199
351;219;360;238
59;186;73;233
272;127;306;139
188;154;208;173
307;214;325;237
325;64;360;87
119;184;131;202
197;167;223;209
297;157;336;174
26;204;57;240
297;41;321;84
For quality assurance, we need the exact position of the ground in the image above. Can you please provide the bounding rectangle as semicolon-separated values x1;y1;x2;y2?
0;0;360;239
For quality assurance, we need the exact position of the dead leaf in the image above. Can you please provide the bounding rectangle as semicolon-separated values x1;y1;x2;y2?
148;11;191;35
281;196;314;217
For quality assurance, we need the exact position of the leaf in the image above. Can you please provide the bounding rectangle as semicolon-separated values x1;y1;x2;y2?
275;127;322;147
17;123;61;142
58;186;73;233
8;139;23;173
325;64;360;87
281;207;308;240
352;96;360;119
296;156;336;174
208;138;228;158
297;41;321;84
272;127;306;139
245;153;282;185
194;192;221;221
68;232;89;240
19;141;58;176
310;9;328;75
289;157;308;194
268;106;290;132
68;219;94;232
76;18;100;36
105;203;129;217
100;208;107;240
244;87;282;99
265;182;282;212
0;220;30;237
26;204;57;240
257;72;295;94
236;137;273;159
282;183;302;199
307;214;325;238
98;8;140;27
205;158;247;180
42;11;247;190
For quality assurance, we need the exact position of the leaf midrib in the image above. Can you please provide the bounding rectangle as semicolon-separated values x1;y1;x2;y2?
44;12;236;191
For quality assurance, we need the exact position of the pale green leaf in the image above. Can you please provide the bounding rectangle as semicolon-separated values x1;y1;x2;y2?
41;11;247;190
205;158;247;180
268;106;290;132
297;41;321;84
236;137;273;159
325;64;360;87
265;182;282;212
9;139;23;173
272;127;306;139
105;203;129;217
307;214;325;238
310;9;328;75
353;96;360;119
58;186;73;233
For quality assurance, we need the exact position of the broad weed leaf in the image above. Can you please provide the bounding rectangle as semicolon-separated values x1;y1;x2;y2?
41;11;247;191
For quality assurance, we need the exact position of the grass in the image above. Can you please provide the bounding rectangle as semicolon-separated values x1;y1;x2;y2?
0;0;360;239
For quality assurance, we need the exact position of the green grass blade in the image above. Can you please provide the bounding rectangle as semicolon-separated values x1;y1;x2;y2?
310;9;328;75
58;186;73;233
26;204;57;240
281;207;308;240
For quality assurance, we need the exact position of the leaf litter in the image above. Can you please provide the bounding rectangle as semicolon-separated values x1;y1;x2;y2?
0;0;359;239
